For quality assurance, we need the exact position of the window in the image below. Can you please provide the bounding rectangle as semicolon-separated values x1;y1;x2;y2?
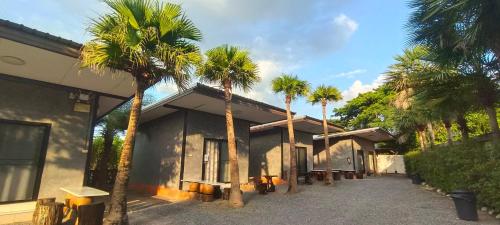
0;120;49;203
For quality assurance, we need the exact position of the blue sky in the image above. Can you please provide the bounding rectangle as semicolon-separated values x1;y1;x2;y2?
1;0;411;119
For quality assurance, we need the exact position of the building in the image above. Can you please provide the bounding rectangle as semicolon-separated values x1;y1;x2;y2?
129;83;292;199
0;19;135;222
249;116;343;182
313;127;394;175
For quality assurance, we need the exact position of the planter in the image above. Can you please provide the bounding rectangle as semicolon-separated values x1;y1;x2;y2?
188;182;200;192
355;173;364;179
200;184;215;194
411;174;423;184
450;190;478;221
200;194;214;202
333;172;342;181
344;172;354;179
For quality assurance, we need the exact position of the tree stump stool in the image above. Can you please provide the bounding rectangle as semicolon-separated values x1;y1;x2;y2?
32;199;64;225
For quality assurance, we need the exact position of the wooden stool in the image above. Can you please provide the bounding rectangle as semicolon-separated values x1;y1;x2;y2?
32;198;64;225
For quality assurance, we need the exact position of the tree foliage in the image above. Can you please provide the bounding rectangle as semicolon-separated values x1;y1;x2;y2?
333;85;396;131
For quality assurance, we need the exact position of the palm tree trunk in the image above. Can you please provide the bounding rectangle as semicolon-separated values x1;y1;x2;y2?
285;96;298;193
223;80;243;208
417;125;426;151
485;106;500;139
96;128;114;190
104;78;145;225
443;119;453;145
427;122;435;147
321;101;333;185
456;113;469;140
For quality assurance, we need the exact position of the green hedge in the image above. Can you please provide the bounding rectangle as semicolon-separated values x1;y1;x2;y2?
404;141;500;210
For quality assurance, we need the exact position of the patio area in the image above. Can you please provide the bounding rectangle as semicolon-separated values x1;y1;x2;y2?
128;176;496;225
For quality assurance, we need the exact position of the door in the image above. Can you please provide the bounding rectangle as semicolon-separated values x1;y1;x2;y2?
202;139;229;183
368;151;375;174
296;147;307;176
357;150;365;174
0;120;49;203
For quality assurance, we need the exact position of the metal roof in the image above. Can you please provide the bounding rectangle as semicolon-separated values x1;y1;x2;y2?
314;127;394;142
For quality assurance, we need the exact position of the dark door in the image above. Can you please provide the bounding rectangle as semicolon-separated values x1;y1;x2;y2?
296;147;307;176
0;120;49;203
357;150;365;174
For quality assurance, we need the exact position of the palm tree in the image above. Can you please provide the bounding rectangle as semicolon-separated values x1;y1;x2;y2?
93;96;154;190
408;0;500;138
408;0;500;64
272;74;310;193
386;46;433;150
81;0;201;224
196;45;259;207
94;106;129;190
308;85;342;185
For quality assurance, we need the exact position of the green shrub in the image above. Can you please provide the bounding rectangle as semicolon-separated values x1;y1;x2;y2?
403;150;421;175
404;141;500;210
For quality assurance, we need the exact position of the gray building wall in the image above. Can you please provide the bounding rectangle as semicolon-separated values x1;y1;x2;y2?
313;136;377;173
249;128;282;178
130;111;185;189
282;130;314;178
0;78;92;201
249;128;314;180
131;109;251;191
183;110;250;186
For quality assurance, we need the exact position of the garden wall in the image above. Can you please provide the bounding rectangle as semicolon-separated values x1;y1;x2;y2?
376;155;405;174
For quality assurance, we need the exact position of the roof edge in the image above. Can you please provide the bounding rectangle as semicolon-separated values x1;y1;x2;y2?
0;19;82;58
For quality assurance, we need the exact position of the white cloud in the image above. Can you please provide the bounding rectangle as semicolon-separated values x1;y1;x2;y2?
234;60;285;106
334;75;386;108
3;0;360;110
333;69;367;78
153;82;179;95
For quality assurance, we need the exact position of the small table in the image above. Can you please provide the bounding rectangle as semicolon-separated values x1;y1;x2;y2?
60;186;109;207
60;186;109;223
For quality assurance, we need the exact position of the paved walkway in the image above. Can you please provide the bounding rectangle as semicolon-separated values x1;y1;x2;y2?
129;176;497;225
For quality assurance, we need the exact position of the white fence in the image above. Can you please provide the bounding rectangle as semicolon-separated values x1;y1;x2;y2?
376;155;406;174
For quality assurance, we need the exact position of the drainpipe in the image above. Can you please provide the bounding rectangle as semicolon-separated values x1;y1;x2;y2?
351;138;356;172
178;110;188;190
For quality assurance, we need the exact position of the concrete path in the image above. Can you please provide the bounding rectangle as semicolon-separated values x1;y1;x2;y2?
129;176;497;225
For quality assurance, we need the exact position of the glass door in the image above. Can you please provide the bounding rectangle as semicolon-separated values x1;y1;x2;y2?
357;150;365;174
0;120;49;202
296;147;307;176
202;139;229;183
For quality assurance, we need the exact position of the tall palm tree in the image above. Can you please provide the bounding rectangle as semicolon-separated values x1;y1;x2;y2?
272;74;310;193
386;46;433;150
94;96;154;190
408;0;500;63
308;85;342;185
408;0;500;138
81;0;201;224
196;45;259;207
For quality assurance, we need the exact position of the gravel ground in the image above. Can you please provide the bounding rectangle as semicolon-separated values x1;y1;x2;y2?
129;176;498;225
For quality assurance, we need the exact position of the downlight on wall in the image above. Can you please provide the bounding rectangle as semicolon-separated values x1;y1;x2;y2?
0;56;26;65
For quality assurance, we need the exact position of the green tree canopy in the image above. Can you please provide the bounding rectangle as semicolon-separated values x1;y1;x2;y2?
333;85;396;131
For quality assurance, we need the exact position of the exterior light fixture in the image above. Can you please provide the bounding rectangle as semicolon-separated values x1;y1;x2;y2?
0;56;26;65
347;157;352;165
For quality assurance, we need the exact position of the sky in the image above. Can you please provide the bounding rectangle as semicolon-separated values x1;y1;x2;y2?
0;0;411;119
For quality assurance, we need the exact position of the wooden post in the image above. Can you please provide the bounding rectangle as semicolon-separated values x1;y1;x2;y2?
32;202;64;225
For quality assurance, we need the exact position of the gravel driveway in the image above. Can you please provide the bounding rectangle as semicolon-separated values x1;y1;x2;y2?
129;176;497;225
